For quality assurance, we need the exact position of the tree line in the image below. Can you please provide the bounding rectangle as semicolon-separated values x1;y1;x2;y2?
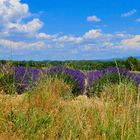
0;56;140;71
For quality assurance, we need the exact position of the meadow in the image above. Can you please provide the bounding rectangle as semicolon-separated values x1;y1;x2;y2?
0;62;140;140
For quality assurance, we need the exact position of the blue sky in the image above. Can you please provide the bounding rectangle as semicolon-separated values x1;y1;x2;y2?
0;0;140;60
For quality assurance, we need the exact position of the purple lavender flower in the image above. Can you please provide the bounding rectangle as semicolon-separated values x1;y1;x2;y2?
86;67;129;86
14;66;43;93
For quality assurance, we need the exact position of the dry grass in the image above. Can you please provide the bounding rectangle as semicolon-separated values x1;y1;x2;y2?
0;77;139;140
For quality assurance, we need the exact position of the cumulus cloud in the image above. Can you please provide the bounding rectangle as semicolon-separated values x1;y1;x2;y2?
87;16;101;22
114;35;140;50
0;0;43;36
84;29;102;39
7;18;43;34
0;0;29;23
121;9;137;17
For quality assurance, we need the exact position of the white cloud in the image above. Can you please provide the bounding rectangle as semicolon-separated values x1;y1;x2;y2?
121;35;140;48
115;35;140;50
36;33;57;40
84;29;102;39
0;39;45;49
7;18;43;34
87;16;101;22
0;0;43;36
115;33;126;38
121;9;137;17
135;18;140;22
114;33;132;39
52;29;112;45
103;42;114;47
54;35;83;44
0;0;29;23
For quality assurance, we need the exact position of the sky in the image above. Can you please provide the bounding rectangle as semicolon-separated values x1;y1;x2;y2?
0;0;140;60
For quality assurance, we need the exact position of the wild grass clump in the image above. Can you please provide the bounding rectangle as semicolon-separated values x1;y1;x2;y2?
47;66;86;96
0;64;16;94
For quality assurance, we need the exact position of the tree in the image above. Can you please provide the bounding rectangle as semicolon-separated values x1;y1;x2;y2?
126;56;138;71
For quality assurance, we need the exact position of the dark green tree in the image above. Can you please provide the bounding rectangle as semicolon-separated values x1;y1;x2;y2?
126;56;138;71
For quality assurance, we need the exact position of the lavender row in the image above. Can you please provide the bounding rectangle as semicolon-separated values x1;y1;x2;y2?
87;67;140;86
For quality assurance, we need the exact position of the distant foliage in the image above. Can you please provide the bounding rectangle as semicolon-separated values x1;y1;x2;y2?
0;59;127;70
125;56;139;71
1;56;140;71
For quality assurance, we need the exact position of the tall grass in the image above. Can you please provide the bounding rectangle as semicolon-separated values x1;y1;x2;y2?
0;75;139;139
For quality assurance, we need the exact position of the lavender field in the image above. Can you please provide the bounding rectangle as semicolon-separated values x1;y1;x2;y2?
1;64;140;95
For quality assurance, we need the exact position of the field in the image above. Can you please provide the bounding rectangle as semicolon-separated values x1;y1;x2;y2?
0;63;140;140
